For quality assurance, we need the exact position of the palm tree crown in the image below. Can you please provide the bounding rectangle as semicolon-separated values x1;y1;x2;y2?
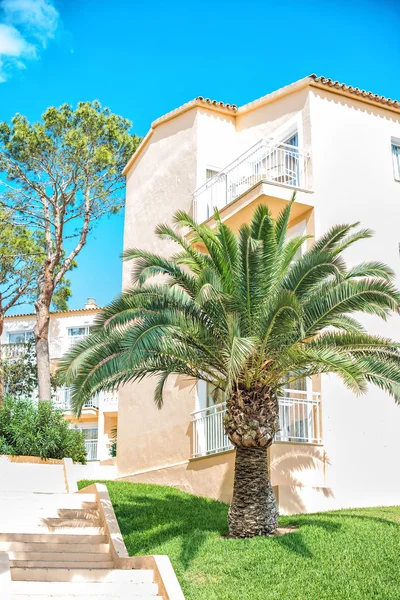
59;197;400;415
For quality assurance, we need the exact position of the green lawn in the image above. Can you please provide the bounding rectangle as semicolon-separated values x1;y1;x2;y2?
78;480;400;600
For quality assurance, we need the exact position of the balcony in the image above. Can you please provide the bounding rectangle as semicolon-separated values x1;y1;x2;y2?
191;389;322;458
0;343;28;360
193;138;311;224
54;387;99;412
102;390;119;410
54;388;118;413
50;335;87;360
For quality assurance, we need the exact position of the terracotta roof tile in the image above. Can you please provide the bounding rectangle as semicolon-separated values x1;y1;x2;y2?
123;74;399;175
310;74;400;108
196;97;237;111
5;306;102;319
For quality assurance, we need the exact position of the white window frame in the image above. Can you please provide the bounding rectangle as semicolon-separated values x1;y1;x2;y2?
269;113;304;150
391;138;400;181
8;331;34;344
67;326;90;337
205;165;221;184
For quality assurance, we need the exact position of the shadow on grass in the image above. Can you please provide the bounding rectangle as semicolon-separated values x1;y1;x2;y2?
111;491;228;569
81;481;400;568
275;511;400;557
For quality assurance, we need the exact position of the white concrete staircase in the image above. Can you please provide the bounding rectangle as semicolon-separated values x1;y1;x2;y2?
0;461;172;599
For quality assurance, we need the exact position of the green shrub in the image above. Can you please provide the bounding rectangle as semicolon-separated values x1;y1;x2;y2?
109;440;117;457
0;396;87;463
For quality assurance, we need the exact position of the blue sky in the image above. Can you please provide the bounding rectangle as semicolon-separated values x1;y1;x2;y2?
0;0;399;311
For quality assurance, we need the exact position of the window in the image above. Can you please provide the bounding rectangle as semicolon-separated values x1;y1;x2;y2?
285;133;299;147
206;168;219;181
8;331;34;344
79;427;98;441
77;426;98;461
68;326;90;337
283;132;299;186
392;142;400;181
67;326;91;349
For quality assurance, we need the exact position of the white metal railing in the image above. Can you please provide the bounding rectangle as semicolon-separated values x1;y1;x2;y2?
49;335;88;359
193;138;311;223
2;336;89;361
102;390;119;406
0;343;27;359
84;439;98;461
54;387;99;412
191;389;321;458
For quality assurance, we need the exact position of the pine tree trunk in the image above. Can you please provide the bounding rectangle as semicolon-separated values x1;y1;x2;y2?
228;446;278;538
0;315;4;401
35;287;52;402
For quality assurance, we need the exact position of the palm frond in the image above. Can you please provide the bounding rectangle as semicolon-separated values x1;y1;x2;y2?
58;203;400;411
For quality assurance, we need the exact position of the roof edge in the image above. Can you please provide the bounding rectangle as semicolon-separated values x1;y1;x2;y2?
122;97;237;176
4;306;103;320
123;74;400;176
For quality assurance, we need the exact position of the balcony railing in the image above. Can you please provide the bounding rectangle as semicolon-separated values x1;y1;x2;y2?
84;439;98;461
54;388;99;412
50;335;88;360
191;389;321;458
193;138;311;223
102;390;119;407
0;343;27;360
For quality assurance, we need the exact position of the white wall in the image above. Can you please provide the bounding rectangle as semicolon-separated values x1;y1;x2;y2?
118;84;400;512
310;88;400;508
2;310;99;347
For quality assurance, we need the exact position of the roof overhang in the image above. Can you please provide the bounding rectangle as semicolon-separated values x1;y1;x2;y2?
123;74;400;177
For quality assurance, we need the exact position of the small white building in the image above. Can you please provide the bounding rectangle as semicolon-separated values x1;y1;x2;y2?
1;298;118;462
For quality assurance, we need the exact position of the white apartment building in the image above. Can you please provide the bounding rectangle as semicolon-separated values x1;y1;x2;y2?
116;74;400;514
1;298;118;462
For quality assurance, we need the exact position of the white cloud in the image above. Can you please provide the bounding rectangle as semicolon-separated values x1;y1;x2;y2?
0;0;59;82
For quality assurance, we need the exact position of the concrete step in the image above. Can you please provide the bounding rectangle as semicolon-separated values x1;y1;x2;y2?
1;508;100;521
11;560;115;569
12;585;159;598
0;533;108;543
11;569;155;583
13;590;163;600
0;492;97;505
1;526;104;535
9;551;113;562
0;541;110;553
2;516;102;526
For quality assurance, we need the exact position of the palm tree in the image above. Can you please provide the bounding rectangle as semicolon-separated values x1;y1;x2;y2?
58;197;400;538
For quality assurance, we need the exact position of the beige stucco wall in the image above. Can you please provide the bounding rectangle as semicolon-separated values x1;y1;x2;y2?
119;83;400;514
118;108;200;475
122;108;199;290
236;88;311;152
117;442;327;513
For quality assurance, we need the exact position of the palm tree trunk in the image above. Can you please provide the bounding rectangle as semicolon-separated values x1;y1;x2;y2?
228;446;278;538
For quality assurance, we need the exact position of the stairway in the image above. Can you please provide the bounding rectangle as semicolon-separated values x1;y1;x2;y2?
0;462;162;599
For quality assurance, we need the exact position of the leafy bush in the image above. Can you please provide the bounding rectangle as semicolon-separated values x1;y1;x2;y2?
109;425;117;457
0;396;87;463
109;440;117;457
